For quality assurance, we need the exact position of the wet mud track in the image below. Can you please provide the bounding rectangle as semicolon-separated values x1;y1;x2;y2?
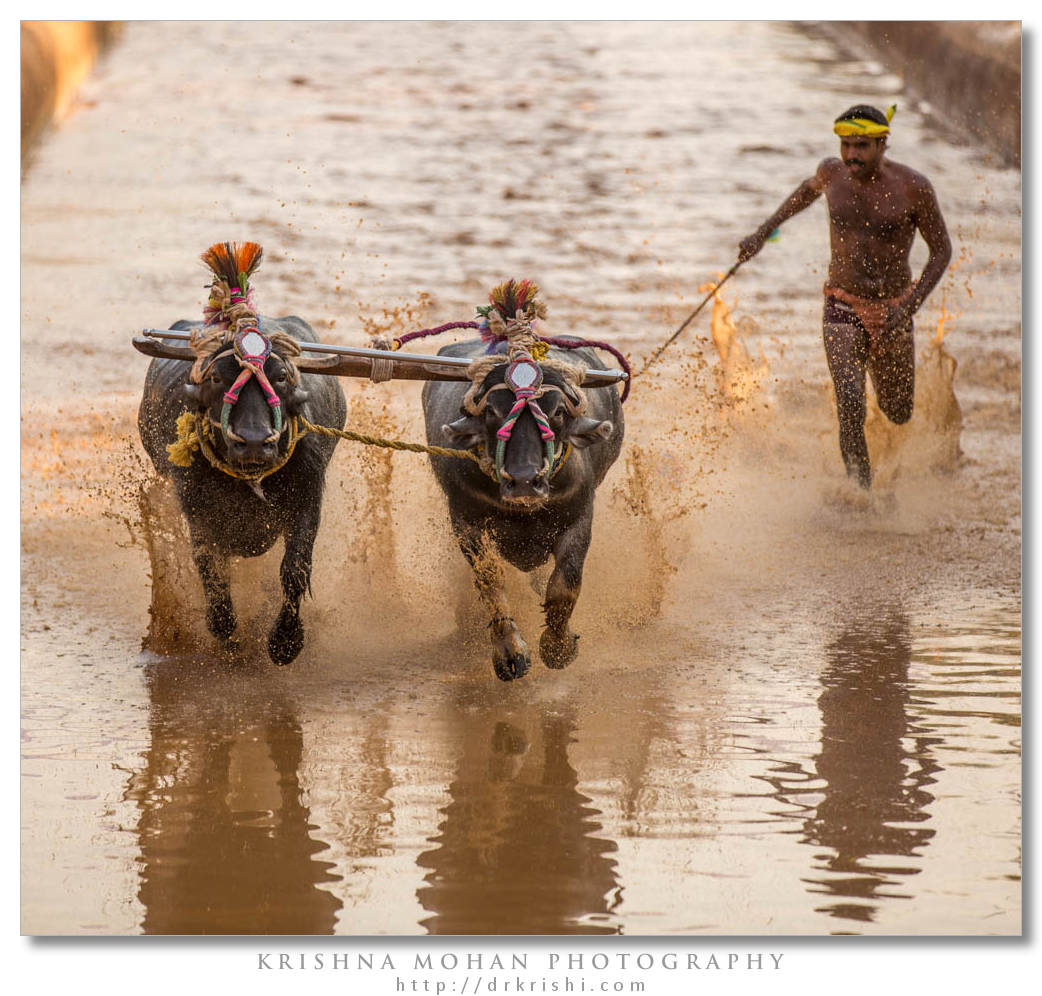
21;21;1020;936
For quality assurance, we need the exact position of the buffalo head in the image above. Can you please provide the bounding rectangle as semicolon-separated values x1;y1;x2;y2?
443;356;613;505
183;328;310;474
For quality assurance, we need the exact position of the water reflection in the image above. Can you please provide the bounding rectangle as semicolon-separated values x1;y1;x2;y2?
124;660;341;934
417;696;620;934
799;607;941;926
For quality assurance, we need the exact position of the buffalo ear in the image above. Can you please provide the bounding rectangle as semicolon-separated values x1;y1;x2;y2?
183;383;202;404
567;417;614;449
443;414;485;449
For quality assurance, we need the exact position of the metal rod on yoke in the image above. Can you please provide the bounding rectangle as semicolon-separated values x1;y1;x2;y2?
136;329;630;389
636;262;741;377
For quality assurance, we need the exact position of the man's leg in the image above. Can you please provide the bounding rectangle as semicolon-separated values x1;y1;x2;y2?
867;321;916;425
823;319;872;488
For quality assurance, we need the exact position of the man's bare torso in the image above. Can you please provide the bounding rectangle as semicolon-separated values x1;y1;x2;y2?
817;157;926;299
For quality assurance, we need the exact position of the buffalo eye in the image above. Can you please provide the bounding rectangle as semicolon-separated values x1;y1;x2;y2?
487;396;512;420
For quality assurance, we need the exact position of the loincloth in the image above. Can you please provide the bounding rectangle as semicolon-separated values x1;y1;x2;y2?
823;284;912;340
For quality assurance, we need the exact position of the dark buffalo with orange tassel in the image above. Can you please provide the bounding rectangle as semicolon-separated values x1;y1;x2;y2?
422;281;624;681
137;242;346;664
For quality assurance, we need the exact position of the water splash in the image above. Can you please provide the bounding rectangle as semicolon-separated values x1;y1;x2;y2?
865;315;964;485
700;279;770;410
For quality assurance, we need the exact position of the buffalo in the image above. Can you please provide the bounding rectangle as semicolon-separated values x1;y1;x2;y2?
422;335;624;681
137;243;346;664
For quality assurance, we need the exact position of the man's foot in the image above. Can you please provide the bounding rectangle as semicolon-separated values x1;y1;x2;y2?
824;478;874;511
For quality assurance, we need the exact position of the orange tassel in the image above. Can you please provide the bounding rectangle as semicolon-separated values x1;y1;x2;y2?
201;241;263;289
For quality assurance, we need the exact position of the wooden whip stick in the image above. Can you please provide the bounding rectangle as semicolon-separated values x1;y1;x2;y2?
636;262;741;377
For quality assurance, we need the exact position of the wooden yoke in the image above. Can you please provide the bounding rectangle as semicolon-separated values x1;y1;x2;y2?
133;330;630;389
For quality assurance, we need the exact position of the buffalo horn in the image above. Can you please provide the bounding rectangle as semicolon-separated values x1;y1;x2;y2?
132;334;196;361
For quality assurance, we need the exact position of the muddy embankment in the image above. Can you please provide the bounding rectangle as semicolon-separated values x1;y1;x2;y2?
20;20;119;167
813;20;1021;167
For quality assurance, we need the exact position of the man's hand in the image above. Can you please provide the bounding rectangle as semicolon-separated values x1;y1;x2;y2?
884;298;915;331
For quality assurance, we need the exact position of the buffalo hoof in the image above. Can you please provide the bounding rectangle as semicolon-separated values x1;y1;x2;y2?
493;651;531;682
268;607;304;666
206;601;237;642
540;628;579;669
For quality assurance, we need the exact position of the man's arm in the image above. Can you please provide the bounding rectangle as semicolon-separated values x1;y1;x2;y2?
908;176;952;313
888;175;952;329
738;163;827;262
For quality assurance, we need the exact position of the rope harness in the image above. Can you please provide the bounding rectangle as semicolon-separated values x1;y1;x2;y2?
166;407;572;484
169;268;579;489
390;312;632;401
181;244;305;480
218;328;284;438
171;325;577;487
495;358;557;480
306;414;572;484
167;409;304;481
461;354;583;483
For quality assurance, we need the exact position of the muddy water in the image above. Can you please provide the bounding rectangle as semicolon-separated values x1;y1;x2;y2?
20;21;1020;937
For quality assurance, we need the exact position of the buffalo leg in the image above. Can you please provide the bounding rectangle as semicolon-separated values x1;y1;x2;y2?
192;543;236;642
268;506;320;665
539;515;591;669
455;523;530;681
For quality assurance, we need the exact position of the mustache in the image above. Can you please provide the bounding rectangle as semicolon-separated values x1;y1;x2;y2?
844;158;865;166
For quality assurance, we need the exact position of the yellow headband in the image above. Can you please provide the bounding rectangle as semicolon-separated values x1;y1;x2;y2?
834;104;896;137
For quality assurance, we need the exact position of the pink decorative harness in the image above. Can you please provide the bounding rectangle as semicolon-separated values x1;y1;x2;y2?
493;357;557;481
219;327;283;438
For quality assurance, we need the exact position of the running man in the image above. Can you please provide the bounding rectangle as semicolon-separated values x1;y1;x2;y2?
738;104;952;489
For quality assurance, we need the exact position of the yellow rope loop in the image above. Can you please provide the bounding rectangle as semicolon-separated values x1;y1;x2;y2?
528;340;551;361
166;409;303;480
196;414;303;481
167;407;486;485
295;416;483;464
166;410;201;466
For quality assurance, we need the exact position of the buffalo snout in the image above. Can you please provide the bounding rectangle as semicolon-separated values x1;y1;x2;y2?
227;433;279;466
501;471;550;504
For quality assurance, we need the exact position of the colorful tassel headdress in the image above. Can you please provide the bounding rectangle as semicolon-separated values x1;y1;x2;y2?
188;241;300;386
477;279;547;324
200;241;263;330
476;279;550;359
